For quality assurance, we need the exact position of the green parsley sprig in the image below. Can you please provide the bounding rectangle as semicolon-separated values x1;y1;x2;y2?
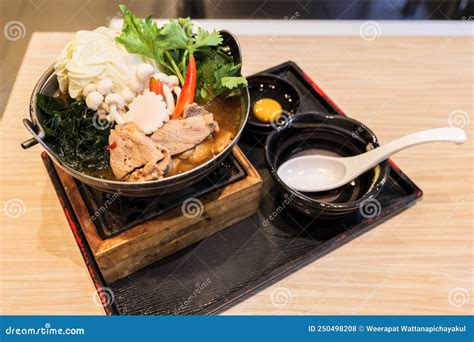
115;5;247;100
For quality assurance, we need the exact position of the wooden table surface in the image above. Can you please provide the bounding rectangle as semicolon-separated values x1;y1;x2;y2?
0;33;472;315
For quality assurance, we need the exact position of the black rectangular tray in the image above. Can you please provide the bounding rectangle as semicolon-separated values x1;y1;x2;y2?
45;61;422;315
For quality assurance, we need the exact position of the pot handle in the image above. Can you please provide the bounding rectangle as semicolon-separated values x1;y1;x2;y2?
21;118;45;150
21;137;39;149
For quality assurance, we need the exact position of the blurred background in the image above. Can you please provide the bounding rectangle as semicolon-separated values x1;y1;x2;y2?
1;0;473;116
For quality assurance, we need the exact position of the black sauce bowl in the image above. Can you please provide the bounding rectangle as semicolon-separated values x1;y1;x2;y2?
265;112;390;218
246;74;300;134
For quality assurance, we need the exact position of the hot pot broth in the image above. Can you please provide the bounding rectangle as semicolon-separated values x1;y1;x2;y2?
168;93;244;176
75;92;244;180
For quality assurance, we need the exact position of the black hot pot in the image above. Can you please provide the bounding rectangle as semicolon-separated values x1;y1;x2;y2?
21;31;250;197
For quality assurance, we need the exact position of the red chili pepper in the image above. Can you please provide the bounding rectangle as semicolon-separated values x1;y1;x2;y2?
149;77;163;95
107;141;117;150
171;54;196;120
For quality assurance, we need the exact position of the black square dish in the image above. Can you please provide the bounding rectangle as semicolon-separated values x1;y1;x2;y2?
44;61;422;315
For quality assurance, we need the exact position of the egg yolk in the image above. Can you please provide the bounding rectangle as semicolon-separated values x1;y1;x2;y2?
253;98;282;123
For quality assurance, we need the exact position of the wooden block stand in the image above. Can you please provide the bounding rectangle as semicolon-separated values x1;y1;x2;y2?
55;147;262;283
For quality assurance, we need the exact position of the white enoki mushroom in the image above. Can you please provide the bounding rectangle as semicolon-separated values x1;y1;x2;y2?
162;84;175;114
105;93;125;124
122;87;136;103
168;75;179;88
97;108;107;120
85;69;180;127
136;63;155;82
129;76;144;93
173;86;181;97
118;108;127;119
85;91;103;111
99;102;110;112
82;83;96;97
153;72;169;84
96;79;113;96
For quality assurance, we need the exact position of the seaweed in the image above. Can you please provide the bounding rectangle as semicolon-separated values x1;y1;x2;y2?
37;93;111;171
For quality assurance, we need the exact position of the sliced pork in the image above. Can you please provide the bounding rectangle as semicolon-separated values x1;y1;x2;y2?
109;123;171;181
151;113;219;156
183;103;211;118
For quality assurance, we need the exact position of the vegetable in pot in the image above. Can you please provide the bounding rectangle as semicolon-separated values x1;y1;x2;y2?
115;5;247;102
171;54;196;119
37;93;111;172
149;77;163;95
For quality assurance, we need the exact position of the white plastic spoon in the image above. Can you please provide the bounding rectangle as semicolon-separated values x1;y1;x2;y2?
277;127;466;192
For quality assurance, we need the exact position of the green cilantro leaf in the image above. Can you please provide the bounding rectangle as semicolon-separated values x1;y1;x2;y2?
115;5;247;99
156;20;189;50
193;27;222;51
221;76;248;89
115;5;160;60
